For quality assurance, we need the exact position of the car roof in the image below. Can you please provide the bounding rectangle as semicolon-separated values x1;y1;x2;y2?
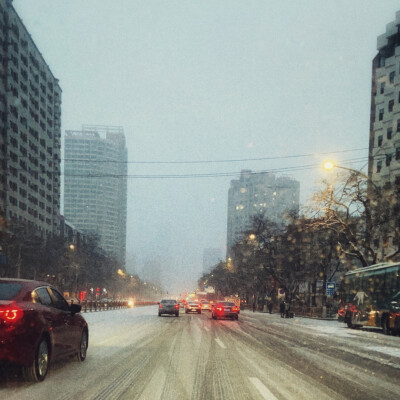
0;278;56;301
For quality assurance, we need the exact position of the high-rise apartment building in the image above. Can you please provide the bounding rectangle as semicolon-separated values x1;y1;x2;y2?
0;0;62;237
368;11;400;260
227;170;300;255
64;126;127;264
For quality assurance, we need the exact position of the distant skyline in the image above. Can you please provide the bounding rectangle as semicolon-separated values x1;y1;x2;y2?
13;0;400;293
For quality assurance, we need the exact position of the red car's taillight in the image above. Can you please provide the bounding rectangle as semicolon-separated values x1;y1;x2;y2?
216;307;223;312
159;304;163;309
0;306;23;323
232;306;239;312
175;304;179;309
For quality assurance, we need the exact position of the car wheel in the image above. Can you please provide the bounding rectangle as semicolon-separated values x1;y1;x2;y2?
185;310;188;314
22;338;49;382
175;312;179;317
76;330;88;362
198;310;201;314
212;314;216;320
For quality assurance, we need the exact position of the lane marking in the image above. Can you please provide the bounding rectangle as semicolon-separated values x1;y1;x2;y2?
248;377;278;400
215;338;226;349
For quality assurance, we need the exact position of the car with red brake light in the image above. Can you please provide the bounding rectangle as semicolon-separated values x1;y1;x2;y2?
158;299;179;316
0;278;88;382
185;301;202;314
212;301;239;320
200;300;211;311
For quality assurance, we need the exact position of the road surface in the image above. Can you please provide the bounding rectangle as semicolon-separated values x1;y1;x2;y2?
1;306;399;399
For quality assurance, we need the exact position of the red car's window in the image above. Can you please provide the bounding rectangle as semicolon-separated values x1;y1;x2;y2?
49;288;70;311
0;283;22;300
34;287;53;306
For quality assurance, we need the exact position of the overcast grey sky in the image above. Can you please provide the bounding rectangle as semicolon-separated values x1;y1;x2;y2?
13;0;399;294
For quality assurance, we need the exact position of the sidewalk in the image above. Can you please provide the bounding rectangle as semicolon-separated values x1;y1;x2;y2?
247;309;338;321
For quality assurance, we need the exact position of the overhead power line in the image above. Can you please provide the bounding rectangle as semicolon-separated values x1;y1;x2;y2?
62;147;368;165
64;156;369;179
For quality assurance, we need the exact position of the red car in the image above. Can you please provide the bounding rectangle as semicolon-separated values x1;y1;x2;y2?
0;278;89;382
211;301;239;320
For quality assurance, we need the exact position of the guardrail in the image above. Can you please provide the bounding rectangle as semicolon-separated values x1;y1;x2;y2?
69;300;158;312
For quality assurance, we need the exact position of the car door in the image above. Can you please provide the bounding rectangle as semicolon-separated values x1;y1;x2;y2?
34;286;67;358
45;287;78;356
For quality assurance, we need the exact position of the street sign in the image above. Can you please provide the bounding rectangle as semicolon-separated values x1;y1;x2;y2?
326;282;336;296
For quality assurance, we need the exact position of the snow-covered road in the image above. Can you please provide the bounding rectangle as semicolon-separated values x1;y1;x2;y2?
1;306;399;399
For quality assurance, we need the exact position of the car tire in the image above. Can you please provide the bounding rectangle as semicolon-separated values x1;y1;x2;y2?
158;313;162;316
175;312;179;317
185;310;188;314
212;314;216;320
22;338;49;382
198;310;201;314
76;330;88;362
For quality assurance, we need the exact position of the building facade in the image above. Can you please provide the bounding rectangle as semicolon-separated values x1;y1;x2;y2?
226;170;300;255
368;11;400;260
63;125;127;264
0;0;62;237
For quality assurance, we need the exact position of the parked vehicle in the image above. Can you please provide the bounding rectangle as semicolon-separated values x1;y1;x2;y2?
158;299;179;316
0;278;89;382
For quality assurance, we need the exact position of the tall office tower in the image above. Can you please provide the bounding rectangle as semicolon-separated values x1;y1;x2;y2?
368;11;400;260
64;126;127;264
0;0;62;237
226;170;300;256
202;248;223;273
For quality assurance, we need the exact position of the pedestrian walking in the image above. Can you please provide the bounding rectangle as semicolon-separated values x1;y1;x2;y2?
285;300;290;318
267;301;273;314
280;300;285;318
252;301;256;312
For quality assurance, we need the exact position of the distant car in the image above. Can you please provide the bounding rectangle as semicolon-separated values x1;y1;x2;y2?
158;299;179;316
185;302;202;314
0;278;88;382
212;301;239;320
200;300;211;311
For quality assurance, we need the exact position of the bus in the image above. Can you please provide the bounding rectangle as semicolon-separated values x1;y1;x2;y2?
339;262;400;334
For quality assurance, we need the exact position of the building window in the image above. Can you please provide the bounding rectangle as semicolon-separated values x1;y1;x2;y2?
396;147;400;160
380;82;385;94
377;161;382;173
379;109;384;121
387;128;392;140
398;91;400;103
390;71;395;83
386;154;392;166
389;99;394;112
397;119;400;132
377;135;383;146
